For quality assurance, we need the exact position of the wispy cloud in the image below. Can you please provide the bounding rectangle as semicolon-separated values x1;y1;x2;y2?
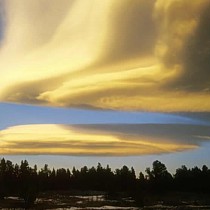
0;124;210;156
0;0;210;111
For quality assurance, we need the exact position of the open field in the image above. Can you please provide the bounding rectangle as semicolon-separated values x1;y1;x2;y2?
1;191;210;210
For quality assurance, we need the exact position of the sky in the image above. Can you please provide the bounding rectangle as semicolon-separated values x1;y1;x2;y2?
0;0;210;174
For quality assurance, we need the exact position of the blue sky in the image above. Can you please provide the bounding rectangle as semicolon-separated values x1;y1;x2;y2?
0;102;209;130
1;102;210;173
0;1;210;174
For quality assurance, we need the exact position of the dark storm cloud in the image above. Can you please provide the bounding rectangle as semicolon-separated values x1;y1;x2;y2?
157;0;210;92
179;3;210;91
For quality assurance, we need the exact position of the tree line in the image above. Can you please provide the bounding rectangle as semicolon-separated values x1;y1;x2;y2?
0;158;210;206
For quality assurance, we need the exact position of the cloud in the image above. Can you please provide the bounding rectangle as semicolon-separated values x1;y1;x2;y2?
0;0;210;111
99;0;157;63
0;0;5;43
0;124;210;156
155;0;210;91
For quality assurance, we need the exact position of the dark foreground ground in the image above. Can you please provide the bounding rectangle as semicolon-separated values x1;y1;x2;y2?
1;191;210;210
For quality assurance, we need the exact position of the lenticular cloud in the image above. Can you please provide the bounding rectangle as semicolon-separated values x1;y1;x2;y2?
1;124;210;156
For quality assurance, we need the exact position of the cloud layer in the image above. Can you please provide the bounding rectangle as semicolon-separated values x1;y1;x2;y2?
0;0;210;111
0;124;210;156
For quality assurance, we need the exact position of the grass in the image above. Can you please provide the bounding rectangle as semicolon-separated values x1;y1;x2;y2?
1;191;210;209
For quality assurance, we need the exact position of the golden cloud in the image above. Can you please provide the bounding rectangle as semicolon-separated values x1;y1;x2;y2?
0;0;210;111
1;124;210;156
